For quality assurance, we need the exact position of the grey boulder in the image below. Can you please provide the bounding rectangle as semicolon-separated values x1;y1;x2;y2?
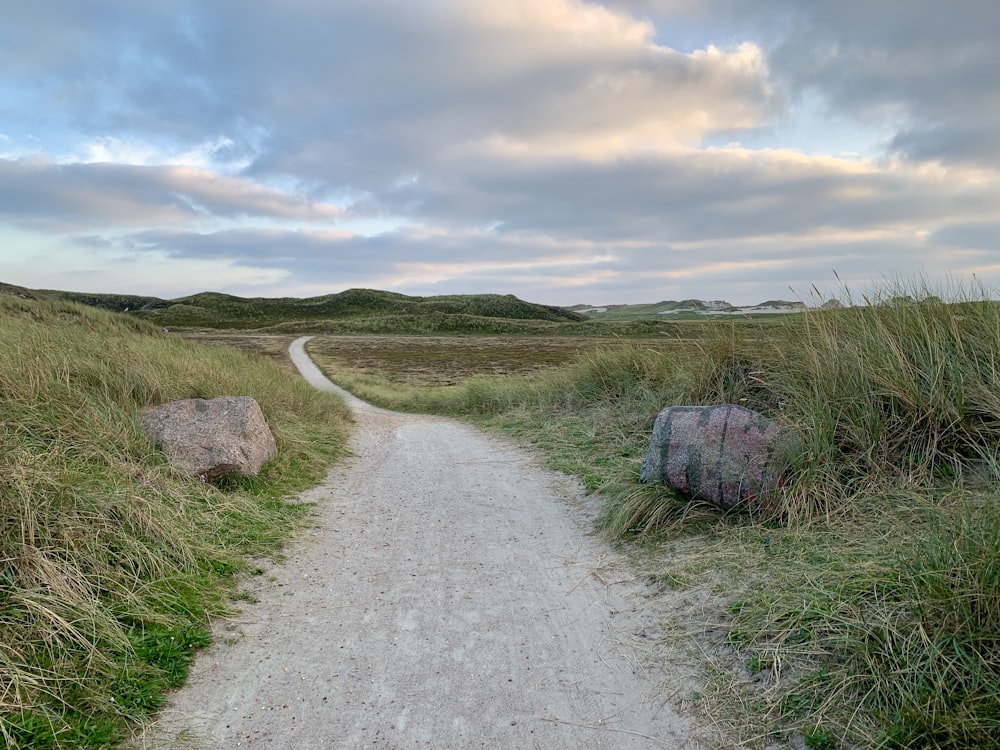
139;396;277;480
639;404;800;510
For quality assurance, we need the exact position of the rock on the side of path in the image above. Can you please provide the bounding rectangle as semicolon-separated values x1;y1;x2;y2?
639;404;800;510
139;396;277;480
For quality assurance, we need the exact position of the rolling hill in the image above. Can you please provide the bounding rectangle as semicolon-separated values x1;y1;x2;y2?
1;284;587;331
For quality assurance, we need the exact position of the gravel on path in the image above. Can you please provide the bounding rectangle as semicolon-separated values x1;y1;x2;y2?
138;336;699;749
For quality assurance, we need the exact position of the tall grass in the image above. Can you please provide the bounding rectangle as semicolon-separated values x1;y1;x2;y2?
0;295;350;748
724;490;1000;749
315;282;1000;747
775;290;1000;511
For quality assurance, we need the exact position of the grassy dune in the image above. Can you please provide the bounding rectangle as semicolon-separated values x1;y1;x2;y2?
0;295;351;748
305;286;1000;749
54;287;589;331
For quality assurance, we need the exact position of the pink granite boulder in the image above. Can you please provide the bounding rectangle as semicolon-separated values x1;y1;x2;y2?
639;404;800;510
139;396;277;481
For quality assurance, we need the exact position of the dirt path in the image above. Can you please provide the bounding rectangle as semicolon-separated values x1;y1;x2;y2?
141;337;699;749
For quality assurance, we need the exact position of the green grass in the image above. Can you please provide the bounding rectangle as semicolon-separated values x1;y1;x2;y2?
303;281;1000;748
0;294;351;748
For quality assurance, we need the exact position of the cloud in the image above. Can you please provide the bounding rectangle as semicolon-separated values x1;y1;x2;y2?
363;145;999;246
930;221;1000;252
89;201;986;305
0;226;290;300
718;1;997;165
241;2;781;190
3;2;781;173
609;1;1000;166
0;157;341;231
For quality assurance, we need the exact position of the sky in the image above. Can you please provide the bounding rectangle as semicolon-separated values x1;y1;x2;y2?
1;1;998;306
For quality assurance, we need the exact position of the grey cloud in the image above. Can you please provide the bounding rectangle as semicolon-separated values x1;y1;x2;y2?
0;1;190;75
248;37;780;188
0;158;193;231
128;228;380;277
611;1;1000;165
0;1;223;139
4;2;782;182
723;1;999;165
363;149;998;244
122;226;604;275
103;225;628;302
100;221;969;306
930;221;1000;252
7;1;997;178
0;158;339;231
890;126;1000;168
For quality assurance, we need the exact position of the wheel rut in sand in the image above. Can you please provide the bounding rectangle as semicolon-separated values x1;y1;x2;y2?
142;336;700;749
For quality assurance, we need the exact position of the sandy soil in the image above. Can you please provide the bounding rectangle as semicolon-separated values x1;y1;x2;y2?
138;336;702;749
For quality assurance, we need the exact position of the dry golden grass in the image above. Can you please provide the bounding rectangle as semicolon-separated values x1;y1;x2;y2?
177;332;299;374
305;334;691;387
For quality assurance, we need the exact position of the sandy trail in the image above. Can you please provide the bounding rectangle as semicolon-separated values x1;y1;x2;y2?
142;336;696;749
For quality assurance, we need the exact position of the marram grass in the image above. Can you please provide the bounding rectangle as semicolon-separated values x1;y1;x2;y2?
0;295;350;748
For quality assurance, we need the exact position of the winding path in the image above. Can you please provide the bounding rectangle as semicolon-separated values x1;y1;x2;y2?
144;337;695;749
